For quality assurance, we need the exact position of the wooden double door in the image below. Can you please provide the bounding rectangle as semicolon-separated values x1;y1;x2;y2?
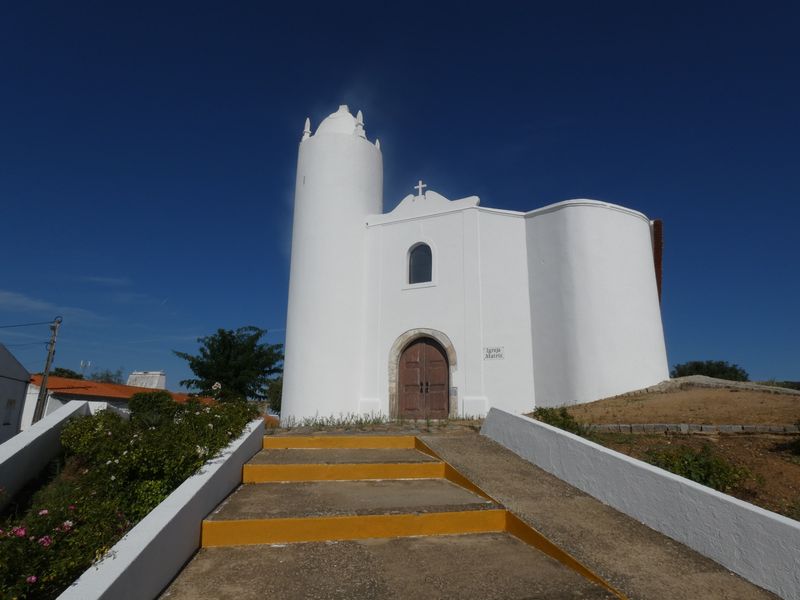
398;338;449;419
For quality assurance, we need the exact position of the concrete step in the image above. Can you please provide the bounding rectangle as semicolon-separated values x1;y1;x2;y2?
208;479;497;521
202;478;501;547
203;509;508;547
243;448;443;482
262;435;418;449
164;532;617;599
248;448;439;464
183;434;623;598
244;462;446;482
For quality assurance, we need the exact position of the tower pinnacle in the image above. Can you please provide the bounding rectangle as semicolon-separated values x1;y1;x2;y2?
355;110;365;138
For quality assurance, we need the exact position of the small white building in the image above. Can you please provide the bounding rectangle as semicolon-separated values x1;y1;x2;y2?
126;371;167;389
0;344;30;444
19;376;198;431
281;105;668;421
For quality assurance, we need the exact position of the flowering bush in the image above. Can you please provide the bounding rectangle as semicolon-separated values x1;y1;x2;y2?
0;392;258;599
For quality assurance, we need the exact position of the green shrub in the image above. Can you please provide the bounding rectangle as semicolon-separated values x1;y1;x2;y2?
532;407;594;438
644;444;747;492
0;395;258;598
266;377;282;413
128;390;180;428
670;360;749;381
787;498;800;522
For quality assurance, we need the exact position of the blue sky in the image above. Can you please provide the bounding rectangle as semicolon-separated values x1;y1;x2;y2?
1;1;798;387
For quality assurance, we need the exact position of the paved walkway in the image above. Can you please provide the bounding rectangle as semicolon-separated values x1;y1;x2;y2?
161;430;777;600
162;434;615;599
164;534;614;599
421;431;778;600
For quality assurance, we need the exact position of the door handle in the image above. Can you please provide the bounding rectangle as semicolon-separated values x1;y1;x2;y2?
419;382;423;394
425;382;430;393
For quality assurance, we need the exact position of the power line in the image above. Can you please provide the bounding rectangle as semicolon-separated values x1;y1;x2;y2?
2;341;48;348
0;320;55;329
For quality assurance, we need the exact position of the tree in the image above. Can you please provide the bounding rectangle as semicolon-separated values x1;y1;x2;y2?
89;368;125;384
266;376;282;413
174;326;283;402
670;360;749;382
50;367;84;380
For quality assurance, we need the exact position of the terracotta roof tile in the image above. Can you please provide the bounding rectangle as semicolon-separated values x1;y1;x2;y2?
30;375;212;404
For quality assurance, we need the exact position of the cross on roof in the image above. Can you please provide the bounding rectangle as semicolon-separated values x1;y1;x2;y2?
415;180;427;197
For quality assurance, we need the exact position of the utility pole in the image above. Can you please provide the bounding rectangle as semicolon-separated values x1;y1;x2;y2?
32;316;63;424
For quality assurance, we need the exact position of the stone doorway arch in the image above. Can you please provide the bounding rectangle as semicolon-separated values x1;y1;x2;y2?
388;328;457;419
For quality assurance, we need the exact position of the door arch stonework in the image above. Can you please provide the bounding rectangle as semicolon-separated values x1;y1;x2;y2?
388;329;457;419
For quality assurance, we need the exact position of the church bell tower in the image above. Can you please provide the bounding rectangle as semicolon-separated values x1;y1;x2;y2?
281;105;383;421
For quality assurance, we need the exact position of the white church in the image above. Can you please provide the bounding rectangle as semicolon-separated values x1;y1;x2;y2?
281;105;669;421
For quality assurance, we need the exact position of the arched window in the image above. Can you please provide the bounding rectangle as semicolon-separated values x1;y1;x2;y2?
409;243;432;284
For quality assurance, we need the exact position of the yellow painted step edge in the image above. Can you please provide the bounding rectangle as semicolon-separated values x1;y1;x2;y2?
202;509;507;547
414;438;497;502
413;438;626;599
263;435;417;449
243;462;446;482
504;512;626;599
243;435;625;598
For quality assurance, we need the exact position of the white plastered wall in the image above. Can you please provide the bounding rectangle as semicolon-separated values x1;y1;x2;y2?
281;119;383;421
361;205;535;417
526;200;669;406
482;409;800;600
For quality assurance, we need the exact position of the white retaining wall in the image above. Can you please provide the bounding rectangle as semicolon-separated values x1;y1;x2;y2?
481;408;800;600
58;418;264;600
0;401;90;510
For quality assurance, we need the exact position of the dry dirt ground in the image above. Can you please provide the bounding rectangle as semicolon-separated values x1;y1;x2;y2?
564;379;800;520
595;431;800;519
567;386;800;425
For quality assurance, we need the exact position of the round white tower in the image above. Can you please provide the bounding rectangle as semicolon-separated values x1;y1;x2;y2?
281;105;383;421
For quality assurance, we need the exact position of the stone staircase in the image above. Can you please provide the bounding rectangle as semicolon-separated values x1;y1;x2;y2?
202;435;508;547
163;435;623;599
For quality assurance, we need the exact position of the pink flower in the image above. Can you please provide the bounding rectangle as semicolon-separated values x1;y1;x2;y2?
26;575;37;584
61;520;74;531
12;526;26;537
38;535;53;547
68;504;76;511
38;509;49;516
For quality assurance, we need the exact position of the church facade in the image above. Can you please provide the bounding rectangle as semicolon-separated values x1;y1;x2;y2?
281;105;669;421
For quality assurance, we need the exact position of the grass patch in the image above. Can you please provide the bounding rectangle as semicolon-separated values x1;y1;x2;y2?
531;407;594;439
270;413;484;434
787;498;800;521
644;444;748;492
281;412;390;431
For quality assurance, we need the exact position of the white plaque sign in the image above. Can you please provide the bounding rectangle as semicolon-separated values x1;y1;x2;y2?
483;346;504;360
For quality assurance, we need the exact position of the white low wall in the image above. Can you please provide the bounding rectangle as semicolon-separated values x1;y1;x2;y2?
58;418;264;600
0;401;90;510
481;408;800;600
